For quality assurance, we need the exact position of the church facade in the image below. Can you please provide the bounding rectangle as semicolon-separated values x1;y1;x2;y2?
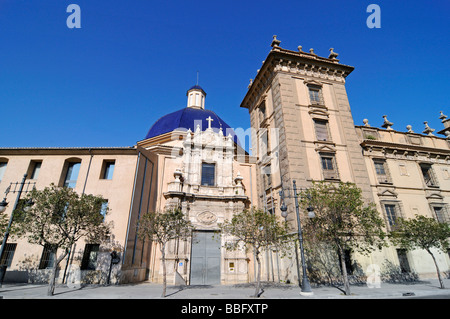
0;37;449;286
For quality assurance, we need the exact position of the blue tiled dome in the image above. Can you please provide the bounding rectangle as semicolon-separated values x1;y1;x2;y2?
145;107;240;146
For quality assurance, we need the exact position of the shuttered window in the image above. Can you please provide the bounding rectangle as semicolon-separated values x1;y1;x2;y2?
314;120;330;141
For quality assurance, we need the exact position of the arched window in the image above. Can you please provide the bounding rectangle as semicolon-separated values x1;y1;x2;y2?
0;158;9;182
59;158;82;188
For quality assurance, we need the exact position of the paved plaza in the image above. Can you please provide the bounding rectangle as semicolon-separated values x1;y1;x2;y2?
1;279;449;299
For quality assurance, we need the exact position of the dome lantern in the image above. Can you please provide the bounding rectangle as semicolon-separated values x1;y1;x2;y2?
187;85;206;109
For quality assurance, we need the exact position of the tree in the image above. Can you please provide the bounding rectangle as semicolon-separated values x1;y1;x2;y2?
0;211;7;245
300;181;387;295
137;208;193;298
389;215;450;289
219;207;292;298
15;184;112;296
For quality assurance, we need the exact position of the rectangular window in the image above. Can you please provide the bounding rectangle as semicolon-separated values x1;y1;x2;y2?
322;157;333;170
396;249;411;273
81;244;100;270
314;119;330;141
259;103;266;124
259;129;269;158
432;206;448;223
338;249;353;275
384;204;397;227
0;243;17;268
0;162;7;181
374;160;391;184
29;161;42;180
100;200;108;219
309;87;322;105
262;165;272;189
320;154;338;180
420;164;438;187
101;160;115;180
64;162;81;188
201;163;215;186
39;244;57;269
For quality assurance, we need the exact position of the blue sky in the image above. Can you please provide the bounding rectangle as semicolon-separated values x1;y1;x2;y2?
0;0;449;151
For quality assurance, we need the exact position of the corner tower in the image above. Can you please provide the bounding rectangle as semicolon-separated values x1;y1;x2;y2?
241;36;374;222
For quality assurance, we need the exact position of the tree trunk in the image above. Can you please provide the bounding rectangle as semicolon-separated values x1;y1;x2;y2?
47;250;69;296
338;245;351;296
254;250;262;298
161;244;167;297
427;249;445;289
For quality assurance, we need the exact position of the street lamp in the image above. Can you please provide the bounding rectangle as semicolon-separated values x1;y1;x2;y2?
0;198;7;214
279;180;314;296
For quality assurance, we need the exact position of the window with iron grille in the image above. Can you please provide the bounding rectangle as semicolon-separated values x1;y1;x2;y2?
81;244;100;270
0;243;17;268
39;244;57;269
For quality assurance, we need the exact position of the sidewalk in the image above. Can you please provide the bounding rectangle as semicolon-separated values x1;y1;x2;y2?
1;279;450;299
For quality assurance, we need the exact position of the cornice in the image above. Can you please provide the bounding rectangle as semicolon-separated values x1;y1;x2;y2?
240;46;355;111
0;146;137;156
361;139;450;158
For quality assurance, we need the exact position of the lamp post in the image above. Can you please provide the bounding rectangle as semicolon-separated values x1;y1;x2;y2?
279;180;314;296
0;174;35;287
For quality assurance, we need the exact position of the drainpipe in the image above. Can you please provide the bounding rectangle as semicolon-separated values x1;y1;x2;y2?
82;149;93;195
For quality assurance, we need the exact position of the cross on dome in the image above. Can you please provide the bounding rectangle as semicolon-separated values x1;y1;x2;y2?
206;116;214;129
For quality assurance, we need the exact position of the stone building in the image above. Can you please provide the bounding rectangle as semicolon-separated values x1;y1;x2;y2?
241;36;450;281
0;146;158;284
0;85;257;286
0;37;449;287
355;116;450;276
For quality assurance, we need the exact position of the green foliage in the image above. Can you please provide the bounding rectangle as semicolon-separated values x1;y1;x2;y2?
137;208;193;246
219;207;292;255
13;184;113;296
15;184;112;251
0;211;8;244
389;215;450;253
389;215;450;289
137;208;193;297
301;181;387;255
299;181;387;295
219;207;292;297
